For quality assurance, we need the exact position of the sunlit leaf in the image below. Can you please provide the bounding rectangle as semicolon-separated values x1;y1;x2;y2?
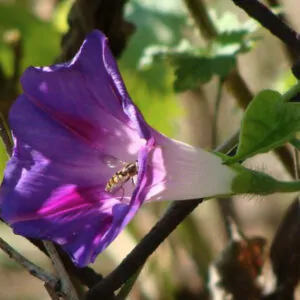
225;90;300;164
139;9;259;93
141;49;236;92
210;10;258;34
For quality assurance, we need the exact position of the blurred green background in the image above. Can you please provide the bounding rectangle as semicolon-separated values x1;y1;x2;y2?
0;0;299;299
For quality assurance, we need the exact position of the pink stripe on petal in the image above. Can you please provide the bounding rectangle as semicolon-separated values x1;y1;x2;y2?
38;185;112;217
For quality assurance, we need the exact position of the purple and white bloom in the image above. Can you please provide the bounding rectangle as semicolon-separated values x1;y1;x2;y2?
0;30;238;267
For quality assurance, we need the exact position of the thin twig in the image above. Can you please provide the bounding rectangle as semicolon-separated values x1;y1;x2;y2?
0;237;59;290
28;238;103;288
43;241;79;300
266;0;298;62
232;0;300;50
212;78;224;148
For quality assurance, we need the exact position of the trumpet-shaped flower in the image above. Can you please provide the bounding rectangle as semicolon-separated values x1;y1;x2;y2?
0;30;238;267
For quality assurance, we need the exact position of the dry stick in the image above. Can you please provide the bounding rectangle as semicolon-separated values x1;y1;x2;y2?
84;134;238;300
266;0;299;62
0;237;59;290
43;241;80;300
45;282;61;300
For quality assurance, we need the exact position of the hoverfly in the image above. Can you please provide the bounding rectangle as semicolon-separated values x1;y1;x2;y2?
105;161;138;193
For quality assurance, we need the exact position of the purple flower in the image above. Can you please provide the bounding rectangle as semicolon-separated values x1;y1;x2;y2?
0;30;237;267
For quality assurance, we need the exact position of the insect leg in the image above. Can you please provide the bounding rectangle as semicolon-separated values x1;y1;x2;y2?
120;186;125;202
131;177;136;187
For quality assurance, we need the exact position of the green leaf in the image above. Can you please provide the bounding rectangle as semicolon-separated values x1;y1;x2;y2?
172;54;236;92
138;8;260;93
210;10;260;56
214;31;259;56
225;90;300;164
210;10;258;34
173;55;213;91
140;44;236;92
211;55;236;78
139;27;253;92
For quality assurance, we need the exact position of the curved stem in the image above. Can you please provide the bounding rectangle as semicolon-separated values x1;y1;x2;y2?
277;180;300;193
282;81;300;102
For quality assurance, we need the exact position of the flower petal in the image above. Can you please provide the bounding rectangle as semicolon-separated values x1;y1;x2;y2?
21;30;150;143
1;146;151;267
1;136;149;267
1;29;237;267
22;31;125;122
6;184;132;267
13;86;145;165
8;95;111;180
144;132;237;201
1;93;152;266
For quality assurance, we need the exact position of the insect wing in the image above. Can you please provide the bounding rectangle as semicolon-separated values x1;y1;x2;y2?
101;154;122;169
